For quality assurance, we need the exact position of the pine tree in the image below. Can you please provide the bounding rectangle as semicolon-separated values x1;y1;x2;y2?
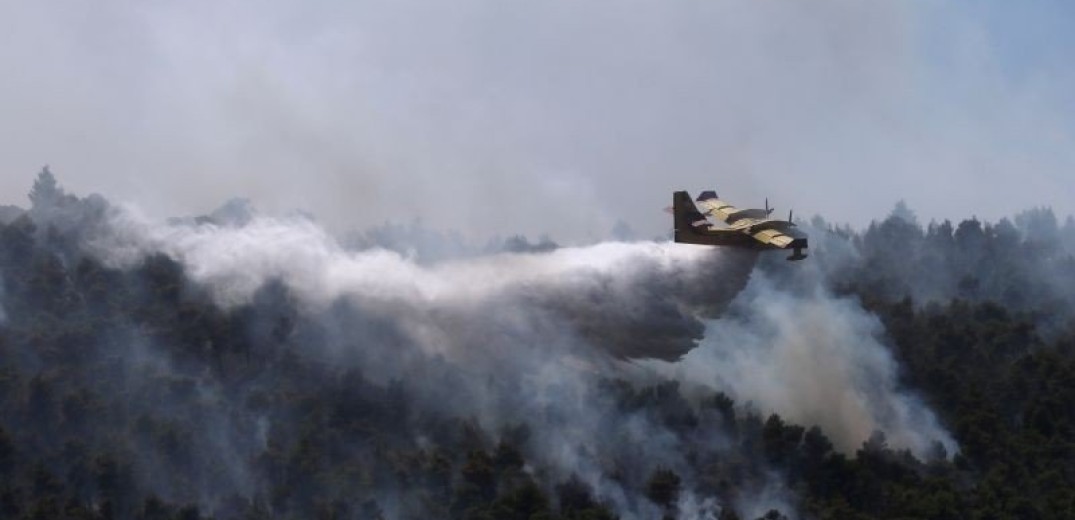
28;166;62;209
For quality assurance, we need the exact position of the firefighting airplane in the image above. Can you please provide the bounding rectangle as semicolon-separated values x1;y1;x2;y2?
673;190;808;261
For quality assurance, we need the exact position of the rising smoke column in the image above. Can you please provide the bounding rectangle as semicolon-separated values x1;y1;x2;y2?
663;272;958;459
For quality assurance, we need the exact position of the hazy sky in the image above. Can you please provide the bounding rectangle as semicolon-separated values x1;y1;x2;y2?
2;0;1073;240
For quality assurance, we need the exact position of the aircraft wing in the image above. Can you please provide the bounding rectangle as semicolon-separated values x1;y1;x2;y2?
693;191;738;223
751;227;797;248
691;191;806;249
745;220;807;249
694;191;770;224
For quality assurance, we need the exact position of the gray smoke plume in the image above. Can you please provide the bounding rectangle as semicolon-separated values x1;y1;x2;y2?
76;198;958;518
86;203;761;517
661;274;958;458
0;170;969;518
645;214;961;458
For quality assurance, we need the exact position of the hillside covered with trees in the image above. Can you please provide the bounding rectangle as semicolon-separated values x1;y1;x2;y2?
1;171;1074;519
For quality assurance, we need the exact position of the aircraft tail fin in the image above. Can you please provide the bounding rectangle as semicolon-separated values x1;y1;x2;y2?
673;191;711;242
697;190;718;201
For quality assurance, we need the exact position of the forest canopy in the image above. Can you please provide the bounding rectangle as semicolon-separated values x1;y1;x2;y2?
1;170;1074;519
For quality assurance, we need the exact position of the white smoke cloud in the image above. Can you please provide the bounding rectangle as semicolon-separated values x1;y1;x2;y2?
86;202;954;517
90;204;751;517
98;205;701;304
666;274;957;458
731;476;799;520
86;206;753;515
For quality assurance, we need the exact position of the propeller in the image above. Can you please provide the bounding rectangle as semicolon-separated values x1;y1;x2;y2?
788;209;794;223
765;197;773;215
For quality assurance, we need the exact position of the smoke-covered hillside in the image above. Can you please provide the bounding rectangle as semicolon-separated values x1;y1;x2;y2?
1;171;1074;519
